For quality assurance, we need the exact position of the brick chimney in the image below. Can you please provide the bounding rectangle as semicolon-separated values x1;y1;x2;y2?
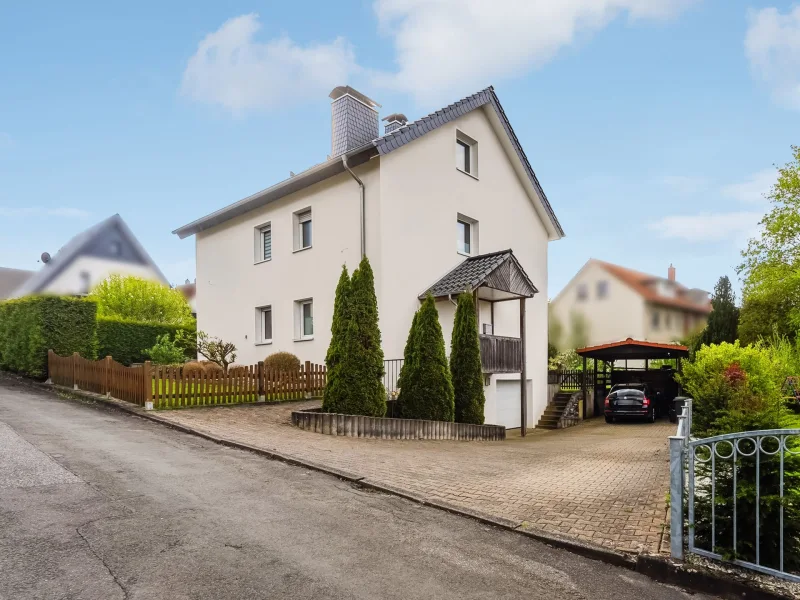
668;264;676;282
329;86;381;157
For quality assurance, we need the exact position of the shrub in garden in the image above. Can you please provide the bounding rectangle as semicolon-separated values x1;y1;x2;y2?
264;351;301;373
679;341;800;571
0;296;97;379
450;292;485;424
200;361;223;375
182;361;205;376
144;332;190;365
196;332;236;372
88;274;194;326
323;259;386;416
323;266;351;413
97;317;195;365
398;295;454;421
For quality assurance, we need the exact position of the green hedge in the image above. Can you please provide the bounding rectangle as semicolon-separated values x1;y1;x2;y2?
97;317;195;365
0;296;98;379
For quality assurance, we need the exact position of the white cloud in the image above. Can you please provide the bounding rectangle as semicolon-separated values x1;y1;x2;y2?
181;14;360;113
649;211;763;243
745;6;800;110
720;168;775;204
371;0;698;103
0;207;91;218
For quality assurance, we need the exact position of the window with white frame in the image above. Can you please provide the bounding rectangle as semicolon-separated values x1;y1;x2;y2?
596;280;608;299
576;283;588;301
254;222;272;263
456;214;478;256
651;310;660;329
455;130;478;177
294;209;312;251
295;299;313;340
256;305;272;344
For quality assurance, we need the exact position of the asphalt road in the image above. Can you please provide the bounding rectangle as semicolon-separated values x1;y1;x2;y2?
0;380;716;600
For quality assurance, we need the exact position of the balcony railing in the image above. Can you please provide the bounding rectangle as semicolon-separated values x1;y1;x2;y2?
479;334;522;373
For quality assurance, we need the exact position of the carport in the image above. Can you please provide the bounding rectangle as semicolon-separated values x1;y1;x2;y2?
576;338;689;418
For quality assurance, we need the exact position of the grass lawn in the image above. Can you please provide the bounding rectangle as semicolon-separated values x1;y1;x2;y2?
151;379;309;409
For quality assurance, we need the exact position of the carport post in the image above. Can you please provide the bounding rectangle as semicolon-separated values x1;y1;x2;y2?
581;355;587;418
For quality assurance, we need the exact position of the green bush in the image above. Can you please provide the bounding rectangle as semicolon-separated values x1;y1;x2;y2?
97;317;195;365
0;296;98;379
323;266;351;413
88;274;194;326
145;333;189;365
398;295;454;421
450;292;485;424
322;258;386;416
678;341;800;571
264;351;301;373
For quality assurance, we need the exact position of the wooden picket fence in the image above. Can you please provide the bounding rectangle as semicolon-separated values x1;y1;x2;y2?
47;351;326;410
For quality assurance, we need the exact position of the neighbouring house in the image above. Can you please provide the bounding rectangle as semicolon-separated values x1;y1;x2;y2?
11;214;168;298
0;267;34;299
177;280;197;317
173;86;564;429
550;260;711;349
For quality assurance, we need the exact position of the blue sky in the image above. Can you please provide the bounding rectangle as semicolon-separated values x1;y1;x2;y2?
1;1;798;298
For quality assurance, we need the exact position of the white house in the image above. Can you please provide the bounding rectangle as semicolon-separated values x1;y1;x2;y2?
174;86;564;429
550;259;711;349
11;214;168;297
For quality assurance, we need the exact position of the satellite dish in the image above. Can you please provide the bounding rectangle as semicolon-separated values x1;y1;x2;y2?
41;252;51;264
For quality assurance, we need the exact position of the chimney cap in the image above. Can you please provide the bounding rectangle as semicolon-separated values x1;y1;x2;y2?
382;113;408;124
329;86;381;110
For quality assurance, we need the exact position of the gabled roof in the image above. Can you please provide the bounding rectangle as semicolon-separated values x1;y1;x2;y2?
420;249;538;300
0;267;34;299
576;338;689;360
11;214;168;297
593;260;711;314
173;86;563;240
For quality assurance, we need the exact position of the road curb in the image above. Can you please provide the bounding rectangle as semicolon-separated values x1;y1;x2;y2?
2;373;793;600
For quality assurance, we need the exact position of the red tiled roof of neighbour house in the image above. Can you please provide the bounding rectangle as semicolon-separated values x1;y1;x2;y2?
593;260;712;314
177;282;195;301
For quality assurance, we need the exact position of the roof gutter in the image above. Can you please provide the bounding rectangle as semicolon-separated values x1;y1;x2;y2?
341;155;366;259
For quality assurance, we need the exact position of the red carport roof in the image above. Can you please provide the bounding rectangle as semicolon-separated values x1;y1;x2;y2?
576;338;688;360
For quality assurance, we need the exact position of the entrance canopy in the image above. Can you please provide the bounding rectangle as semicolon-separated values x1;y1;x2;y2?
576;338;688;361
420;249;538;302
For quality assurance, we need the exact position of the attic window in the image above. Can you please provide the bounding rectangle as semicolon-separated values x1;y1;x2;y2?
109;241;121;256
455;130;478;177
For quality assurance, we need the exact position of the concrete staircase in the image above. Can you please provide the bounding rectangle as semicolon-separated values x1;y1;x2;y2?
536;391;574;430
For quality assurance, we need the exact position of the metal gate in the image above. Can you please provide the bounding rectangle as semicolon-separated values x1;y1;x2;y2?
670;401;800;582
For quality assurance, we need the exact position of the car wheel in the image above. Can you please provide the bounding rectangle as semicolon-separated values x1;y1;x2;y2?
605;415;613;424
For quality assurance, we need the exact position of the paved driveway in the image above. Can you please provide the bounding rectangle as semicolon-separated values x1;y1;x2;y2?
157;402;674;554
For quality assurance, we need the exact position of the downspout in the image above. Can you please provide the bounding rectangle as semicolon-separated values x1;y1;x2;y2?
342;156;365;259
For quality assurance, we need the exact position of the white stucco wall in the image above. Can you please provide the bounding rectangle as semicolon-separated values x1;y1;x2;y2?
192;105;554;428
195;162;380;366
43;256;164;296
550;261;646;348
377;106;551;428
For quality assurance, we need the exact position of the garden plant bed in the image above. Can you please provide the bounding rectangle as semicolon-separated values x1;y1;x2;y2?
291;410;506;441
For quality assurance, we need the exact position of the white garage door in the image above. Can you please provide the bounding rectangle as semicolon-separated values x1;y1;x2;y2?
496;380;521;429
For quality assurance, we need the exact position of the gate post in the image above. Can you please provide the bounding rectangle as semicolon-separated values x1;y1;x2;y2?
669;433;685;560
104;355;112;398
72;352;79;390
304;360;312;398
257;361;265;402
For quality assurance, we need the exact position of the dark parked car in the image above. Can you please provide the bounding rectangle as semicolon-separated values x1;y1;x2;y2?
604;383;656;423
